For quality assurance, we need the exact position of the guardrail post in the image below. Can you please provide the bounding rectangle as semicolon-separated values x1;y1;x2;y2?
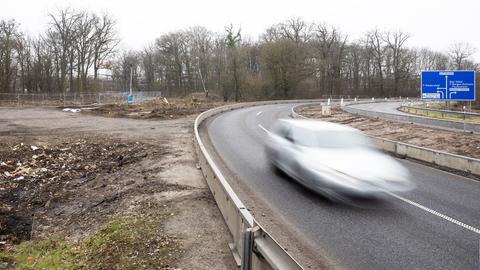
241;228;254;270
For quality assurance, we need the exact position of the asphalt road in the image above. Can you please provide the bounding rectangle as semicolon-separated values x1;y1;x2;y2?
348;101;410;115
204;103;480;270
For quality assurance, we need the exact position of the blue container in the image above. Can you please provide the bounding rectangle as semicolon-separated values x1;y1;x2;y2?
127;94;134;104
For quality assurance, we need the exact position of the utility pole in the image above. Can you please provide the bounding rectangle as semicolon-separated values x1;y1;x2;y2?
129;64;133;96
127;64;134;104
198;67;208;97
196;56;208;97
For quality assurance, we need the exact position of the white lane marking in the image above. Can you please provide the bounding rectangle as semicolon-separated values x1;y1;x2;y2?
256;111;263;117
291;105;307;119
258;124;270;134
386;191;480;235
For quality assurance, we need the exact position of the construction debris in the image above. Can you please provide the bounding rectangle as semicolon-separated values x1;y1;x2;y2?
85;93;224;119
0;137;150;245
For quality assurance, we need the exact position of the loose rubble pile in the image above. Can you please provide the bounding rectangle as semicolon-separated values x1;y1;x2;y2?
87;93;224;119
0;138;148;244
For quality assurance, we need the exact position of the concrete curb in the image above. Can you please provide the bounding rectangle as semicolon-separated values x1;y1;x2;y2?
291;104;480;176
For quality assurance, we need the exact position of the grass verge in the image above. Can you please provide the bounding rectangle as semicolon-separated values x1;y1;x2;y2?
399;107;480;123
0;203;180;270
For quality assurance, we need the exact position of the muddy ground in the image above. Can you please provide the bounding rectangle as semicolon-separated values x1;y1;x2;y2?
0;107;234;269
299;105;480;159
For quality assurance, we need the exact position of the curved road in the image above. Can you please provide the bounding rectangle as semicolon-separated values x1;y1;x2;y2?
348;101;411;115
203;103;480;270
346;101;480;133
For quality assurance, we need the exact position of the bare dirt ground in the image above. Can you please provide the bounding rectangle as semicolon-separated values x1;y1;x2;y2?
299;105;480;159
0;106;234;269
84;93;226;120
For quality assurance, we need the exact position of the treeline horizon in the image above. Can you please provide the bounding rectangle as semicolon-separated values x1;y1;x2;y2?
0;8;478;101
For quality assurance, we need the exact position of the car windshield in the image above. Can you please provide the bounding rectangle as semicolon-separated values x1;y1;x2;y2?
293;128;369;148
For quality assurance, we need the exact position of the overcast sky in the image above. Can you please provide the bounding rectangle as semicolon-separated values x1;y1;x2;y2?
2;0;479;61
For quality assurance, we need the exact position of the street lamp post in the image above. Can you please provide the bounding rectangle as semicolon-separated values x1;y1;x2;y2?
128;64;134;104
129;64;133;96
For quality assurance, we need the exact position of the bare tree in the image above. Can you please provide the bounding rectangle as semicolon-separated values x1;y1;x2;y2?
111;50;139;91
366;29;386;96
188;26;212;95
312;23;348;96
92;13;119;81
225;25;242;101
74;11;97;92
0;19;21;92
383;30;410;96
448;42;476;69
155;31;187;96
279;17;311;44
47;8;81;92
141;45;156;91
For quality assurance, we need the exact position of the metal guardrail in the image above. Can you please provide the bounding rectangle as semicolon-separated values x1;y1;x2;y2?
400;105;480;119
195;101;310;270
291;104;480;176
193;98;406;269
343;104;480;133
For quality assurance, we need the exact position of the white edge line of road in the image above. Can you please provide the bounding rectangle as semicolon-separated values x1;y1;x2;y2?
256;111;263;117
386;191;480;235
289;103;480;236
290;105;308;119
258;124;270;134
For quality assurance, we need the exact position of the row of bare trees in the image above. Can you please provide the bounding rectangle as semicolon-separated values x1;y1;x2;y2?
1;13;477;99
111;18;477;101
0;8;118;94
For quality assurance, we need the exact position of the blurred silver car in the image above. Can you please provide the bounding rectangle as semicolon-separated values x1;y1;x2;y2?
265;119;413;199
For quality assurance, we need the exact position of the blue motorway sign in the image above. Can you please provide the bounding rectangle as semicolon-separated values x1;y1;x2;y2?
421;70;475;101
